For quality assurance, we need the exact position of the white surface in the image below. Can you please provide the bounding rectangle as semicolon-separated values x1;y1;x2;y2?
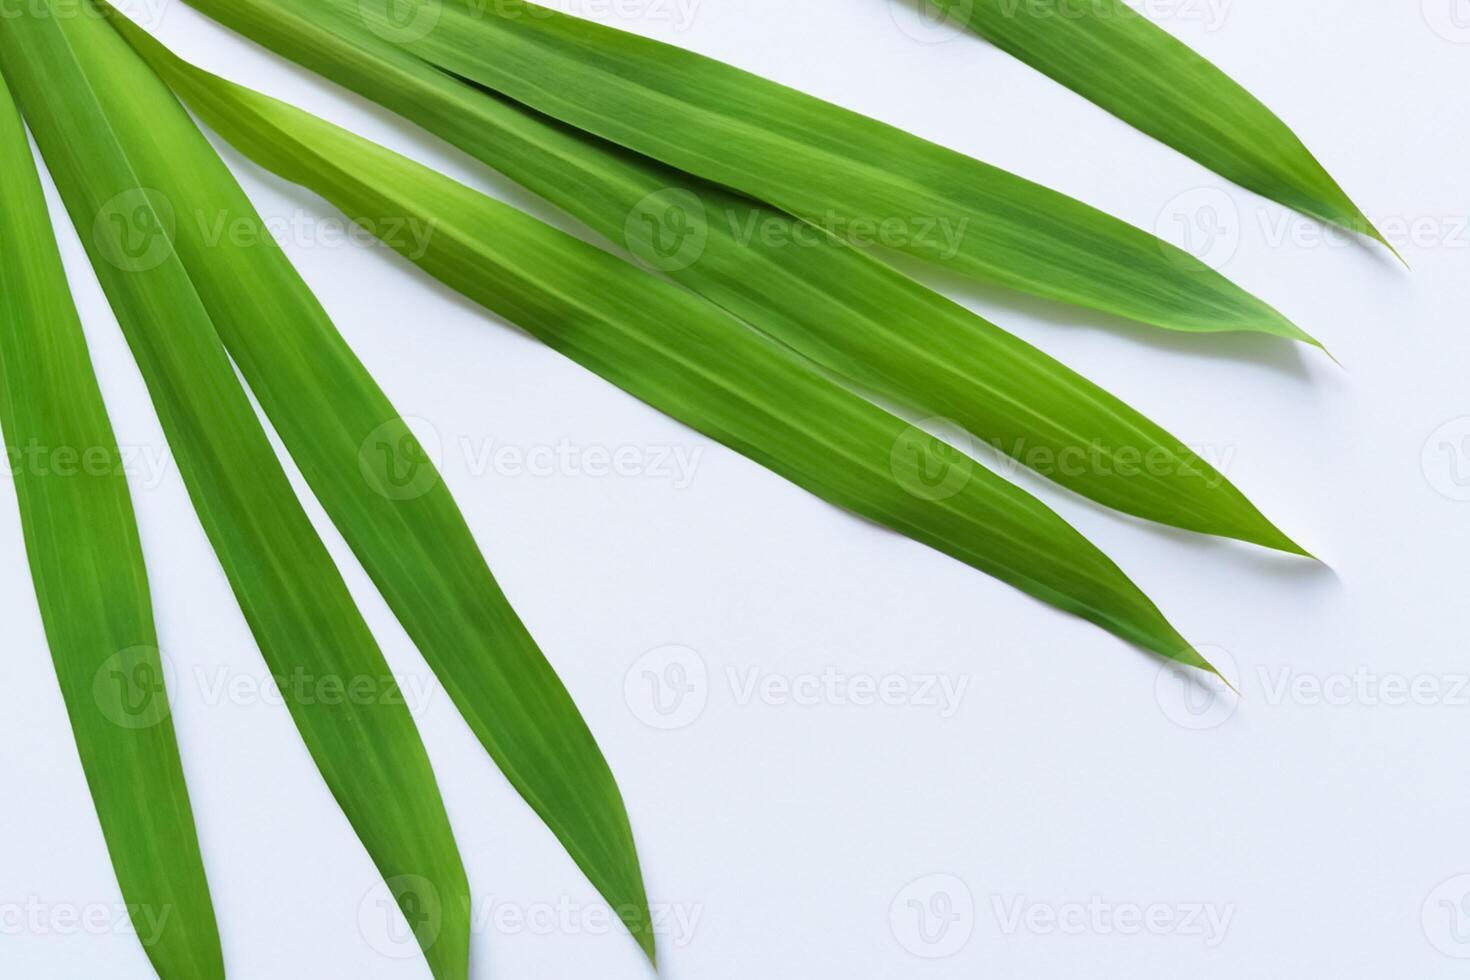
1;1;1467;977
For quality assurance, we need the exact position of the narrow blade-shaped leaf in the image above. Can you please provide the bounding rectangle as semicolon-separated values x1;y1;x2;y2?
93;6;656;961
0;8;470;977
327;0;1312;342
0;73;224;980
929;0;1389;250
124;31;1222;673
128;0;1303;552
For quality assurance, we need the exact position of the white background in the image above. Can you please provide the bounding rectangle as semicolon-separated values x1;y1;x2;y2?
1;0;1467;976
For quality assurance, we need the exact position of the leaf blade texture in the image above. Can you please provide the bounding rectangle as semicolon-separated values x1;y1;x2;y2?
930;0;1389;249
145;0;1303;552
118;25;1225;673
0;71;225;980
0;9;472;976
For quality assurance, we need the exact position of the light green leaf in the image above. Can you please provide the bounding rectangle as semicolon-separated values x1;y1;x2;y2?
0;72;224;980
0;7;470;977
119;22;1223;673
928;0;1391;252
332;0;1313;343
143;0;1303;551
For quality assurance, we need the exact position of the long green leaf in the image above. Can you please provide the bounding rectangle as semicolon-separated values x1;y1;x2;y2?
928;0;1389;250
0;73;224;980
151;0;1303;552
120;24;1223;674
86;4;657;961
0;8;471;977
332;0;1312;343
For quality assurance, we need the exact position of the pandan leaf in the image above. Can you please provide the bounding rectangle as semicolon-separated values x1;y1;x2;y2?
0;73;224;980
114;18;1223;673
325;0;1314;343
135;0;1303;552
0;8;470;977
927;0;1391;252
85;0;659;960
